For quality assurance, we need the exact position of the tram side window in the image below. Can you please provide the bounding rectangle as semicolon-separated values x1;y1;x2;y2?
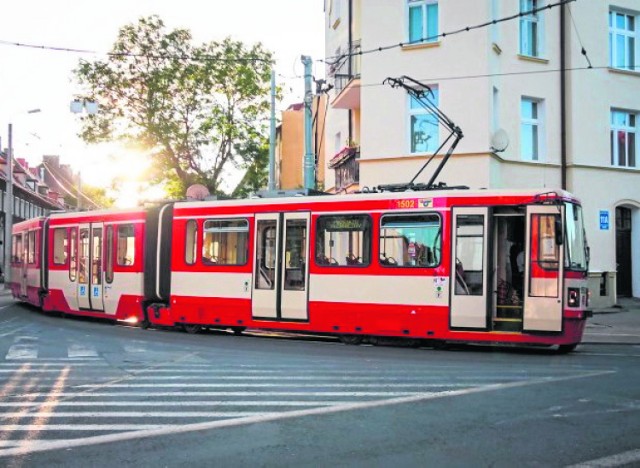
12;234;22;263
202;219;249;266
380;214;441;267
315;215;371;267
284;219;307;291
529;214;560;298
454;215;485;296
255;220;276;290
185;220;198;265
69;228;78;281
27;231;36;264
53;228;68;265
105;226;114;284
78;229;89;285
117;224;136;266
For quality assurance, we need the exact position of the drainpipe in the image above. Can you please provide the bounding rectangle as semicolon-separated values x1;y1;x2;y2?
347;0;353;146
560;3;567;190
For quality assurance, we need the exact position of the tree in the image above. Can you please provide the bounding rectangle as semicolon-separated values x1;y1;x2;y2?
74;15;274;197
231;139;269;198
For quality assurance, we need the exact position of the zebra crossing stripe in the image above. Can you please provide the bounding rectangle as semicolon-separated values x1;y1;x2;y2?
0;400;361;407
73;383;472;388
67;344;99;358
5;345;37;360
0;412;276;418
0;424;174;431
4;391;422;398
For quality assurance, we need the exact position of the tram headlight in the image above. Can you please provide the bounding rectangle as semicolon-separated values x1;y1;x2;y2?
568;288;580;307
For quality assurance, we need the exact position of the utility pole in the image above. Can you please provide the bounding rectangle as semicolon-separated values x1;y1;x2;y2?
4;124;13;286
268;69;276;191
301;55;315;191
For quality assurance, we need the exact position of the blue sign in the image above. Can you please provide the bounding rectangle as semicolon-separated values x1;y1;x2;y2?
93;286;100;297
599;210;610;230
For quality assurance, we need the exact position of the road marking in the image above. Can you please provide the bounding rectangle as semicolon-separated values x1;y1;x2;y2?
0;363;108;367
99;375;536;381
0;424;174;431
566;448;640;467
579;353;640;358
121;368;560;376
5;345;38;360
0;326;30;338
67;344;98;358
0;401;357;407
8;391;422;398
73;383;473;388
0;370;615;458
0;412;276;418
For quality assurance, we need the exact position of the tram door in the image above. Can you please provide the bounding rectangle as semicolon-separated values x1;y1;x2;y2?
450;207;489;329
77;223;105;311
252;212;310;321
523;206;564;332
20;232;28;297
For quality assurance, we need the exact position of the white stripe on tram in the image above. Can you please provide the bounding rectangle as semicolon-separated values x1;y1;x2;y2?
0;370;614;458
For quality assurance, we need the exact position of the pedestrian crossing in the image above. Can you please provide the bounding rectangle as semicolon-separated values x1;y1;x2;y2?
0;339;608;459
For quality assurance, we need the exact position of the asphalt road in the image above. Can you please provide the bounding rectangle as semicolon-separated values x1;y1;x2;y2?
0;297;639;467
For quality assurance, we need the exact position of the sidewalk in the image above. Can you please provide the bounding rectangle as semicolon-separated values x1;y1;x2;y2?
583;297;640;345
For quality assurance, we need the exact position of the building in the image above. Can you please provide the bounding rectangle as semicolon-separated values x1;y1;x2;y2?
324;0;640;306
0;151;66;271
276;97;328;190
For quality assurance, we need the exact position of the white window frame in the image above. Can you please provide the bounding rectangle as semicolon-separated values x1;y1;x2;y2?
407;0;439;44
611;109;638;168
519;0;545;58
408;85;440;155
609;9;638;71
521;97;545;162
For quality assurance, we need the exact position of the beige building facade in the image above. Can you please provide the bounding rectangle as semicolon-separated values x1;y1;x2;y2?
276;97;327;191
324;0;640;306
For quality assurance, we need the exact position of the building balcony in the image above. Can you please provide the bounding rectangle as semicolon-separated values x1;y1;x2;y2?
329;146;360;192
330;39;361;110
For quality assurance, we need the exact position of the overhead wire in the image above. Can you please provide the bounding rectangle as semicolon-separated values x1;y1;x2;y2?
41;162;102;209
567;4;593;68
322;0;577;65
0;39;273;63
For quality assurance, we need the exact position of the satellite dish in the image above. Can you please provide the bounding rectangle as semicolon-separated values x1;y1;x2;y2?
490;129;509;153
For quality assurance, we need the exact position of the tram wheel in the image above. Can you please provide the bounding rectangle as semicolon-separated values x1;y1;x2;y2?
556;343;578;354
140;320;150;330
183;324;202;334
232;327;246;336
339;334;363;345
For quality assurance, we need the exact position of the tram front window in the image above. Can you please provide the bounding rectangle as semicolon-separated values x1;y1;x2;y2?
565;203;587;271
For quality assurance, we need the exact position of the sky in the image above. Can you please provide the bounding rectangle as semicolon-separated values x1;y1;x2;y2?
0;0;325;201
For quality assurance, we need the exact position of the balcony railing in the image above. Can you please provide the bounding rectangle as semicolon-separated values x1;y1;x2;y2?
329;146;360;192
331;39;361;96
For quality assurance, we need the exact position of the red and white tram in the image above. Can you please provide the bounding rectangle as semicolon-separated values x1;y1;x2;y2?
10;188;591;352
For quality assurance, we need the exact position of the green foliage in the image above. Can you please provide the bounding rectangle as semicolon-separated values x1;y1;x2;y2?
64;184;114;209
74;15;274;198
232;138;269;198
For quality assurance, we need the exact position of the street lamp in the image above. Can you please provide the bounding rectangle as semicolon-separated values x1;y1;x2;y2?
4;109;41;288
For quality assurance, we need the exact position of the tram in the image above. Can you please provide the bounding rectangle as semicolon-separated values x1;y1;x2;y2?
10;188;591;352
